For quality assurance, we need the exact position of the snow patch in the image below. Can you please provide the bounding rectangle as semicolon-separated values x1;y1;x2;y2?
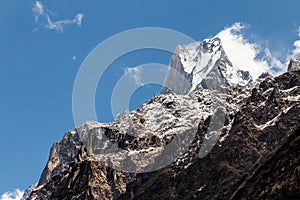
283;95;300;102
255;105;295;130
255;113;281;130
279;86;299;93
283;105;294;114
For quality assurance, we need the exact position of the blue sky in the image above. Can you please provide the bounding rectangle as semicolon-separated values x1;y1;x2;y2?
1;0;300;197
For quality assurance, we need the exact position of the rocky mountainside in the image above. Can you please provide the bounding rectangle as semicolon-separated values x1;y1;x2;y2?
23;37;300;199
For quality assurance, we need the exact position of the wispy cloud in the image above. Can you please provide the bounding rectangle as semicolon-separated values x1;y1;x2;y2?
0;189;24;200
125;66;144;86
264;48;286;74
32;1;44;22
32;1;84;32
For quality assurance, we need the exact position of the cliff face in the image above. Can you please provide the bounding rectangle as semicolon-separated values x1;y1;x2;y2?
29;147;130;200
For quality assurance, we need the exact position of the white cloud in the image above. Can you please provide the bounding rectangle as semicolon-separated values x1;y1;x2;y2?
292;40;300;57
32;1;84;32
215;23;300;77
291;26;300;58
216;23;270;79
32;1;44;22
45;13;84;31
0;189;24;200
125;66;144;86
75;13;84;26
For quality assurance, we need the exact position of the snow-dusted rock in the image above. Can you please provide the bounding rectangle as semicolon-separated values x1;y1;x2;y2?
288;57;300;71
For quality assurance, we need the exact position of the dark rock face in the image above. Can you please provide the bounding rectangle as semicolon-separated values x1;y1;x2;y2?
25;70;300;200
28;146;131;200
161;46;193;94
37;131;82;186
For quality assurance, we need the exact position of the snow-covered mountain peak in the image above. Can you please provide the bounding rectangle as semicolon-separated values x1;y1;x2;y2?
176;37;222;74
163;36;253;94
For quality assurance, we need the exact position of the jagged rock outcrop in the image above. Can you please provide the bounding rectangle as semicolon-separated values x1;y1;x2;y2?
28;146;131;200
288;57;300;72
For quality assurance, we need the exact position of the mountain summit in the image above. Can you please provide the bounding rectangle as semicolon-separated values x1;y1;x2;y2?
162;37;252;94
